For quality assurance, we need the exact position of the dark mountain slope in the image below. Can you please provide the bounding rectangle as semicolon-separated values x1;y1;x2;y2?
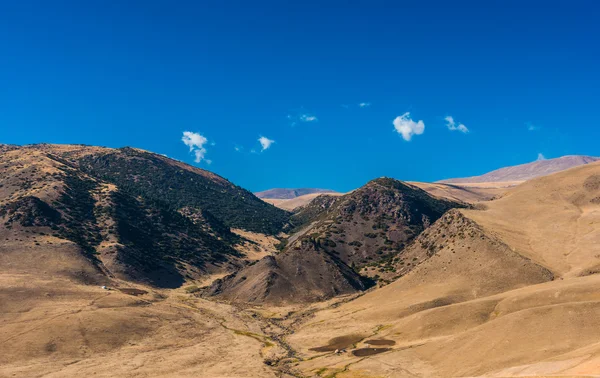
208;237;371;304
290;178;465;269
0;145;280;288
64;147;290;235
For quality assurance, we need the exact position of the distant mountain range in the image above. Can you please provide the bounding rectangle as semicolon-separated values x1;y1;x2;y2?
439;155;599;184
255;188;339;199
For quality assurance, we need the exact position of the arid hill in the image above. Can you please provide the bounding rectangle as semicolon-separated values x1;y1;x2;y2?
255;187;339;199
286;161;600;377
208;178;463;303
208;242;370;304
408;181;509;203
289;178;464;269
261;192;344;210
3;143;600;378
440;154;598;184
0;144;290;288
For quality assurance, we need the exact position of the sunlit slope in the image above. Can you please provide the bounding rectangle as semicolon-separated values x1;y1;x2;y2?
287;162;600;377
465;161;600;278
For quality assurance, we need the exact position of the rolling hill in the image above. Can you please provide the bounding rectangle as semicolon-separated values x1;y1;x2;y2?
260;192;345;211
286;160;600;378
255;187;339;199
208;178;464;303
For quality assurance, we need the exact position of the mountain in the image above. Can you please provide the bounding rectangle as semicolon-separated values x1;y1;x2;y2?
0;144;290;288
3;143;600;377
440;155;599;184
0;144;18;153
289;178;464;269
255;187;339;199
68;146;290;234
208;178;463;303
286;160;600;378
261;192;345;210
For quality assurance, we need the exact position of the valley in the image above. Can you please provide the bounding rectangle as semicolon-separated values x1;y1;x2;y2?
1;144;599;377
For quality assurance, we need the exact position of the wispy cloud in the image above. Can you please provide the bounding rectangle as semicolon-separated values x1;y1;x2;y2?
182;131;211;164
526;122;540;131
358;102;371;108
299;114;318;122
258;136;275;151
445;116;469;133
537;153;546;161
393;112;425;141
288;109;318;126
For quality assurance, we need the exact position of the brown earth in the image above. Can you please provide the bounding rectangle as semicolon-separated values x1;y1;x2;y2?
262;192;345;210
2;145;600;377
285;161;600;377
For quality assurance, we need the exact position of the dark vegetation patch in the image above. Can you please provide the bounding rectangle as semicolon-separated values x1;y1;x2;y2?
108;188;241;287
352;347;392;356
584;174;600;191
309;334;365;352
74;148;290;235
364;339;396;346
119;288;148;296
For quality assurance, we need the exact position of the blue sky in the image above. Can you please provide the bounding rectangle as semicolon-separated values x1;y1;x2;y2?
1;1;599;192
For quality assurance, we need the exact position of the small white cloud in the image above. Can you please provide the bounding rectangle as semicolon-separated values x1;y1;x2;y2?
537;153;546;161
288;110;318;126
182;131;210;163
258;136;275;151
358;102;371;108
445;116;469;133
341;104;350;109
299;114;318;122
526;122;540;131
392;112;425;141
234;145;242;152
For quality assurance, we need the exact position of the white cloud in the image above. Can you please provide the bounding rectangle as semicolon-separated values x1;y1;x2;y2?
358;102;371;108
527;122;540;131
392;112;425;141
258;136;275;151
537;153;546;161
299;114;318;122
288;110;318;126
234;146;242;152
445;116;469;133
182;131;210;163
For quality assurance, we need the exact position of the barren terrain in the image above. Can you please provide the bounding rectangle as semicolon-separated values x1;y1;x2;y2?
2;146;599;378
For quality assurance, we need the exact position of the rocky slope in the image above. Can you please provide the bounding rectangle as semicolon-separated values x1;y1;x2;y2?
208;240;370;304
208;178;463;303
290;178;465;269
0;144;290;288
